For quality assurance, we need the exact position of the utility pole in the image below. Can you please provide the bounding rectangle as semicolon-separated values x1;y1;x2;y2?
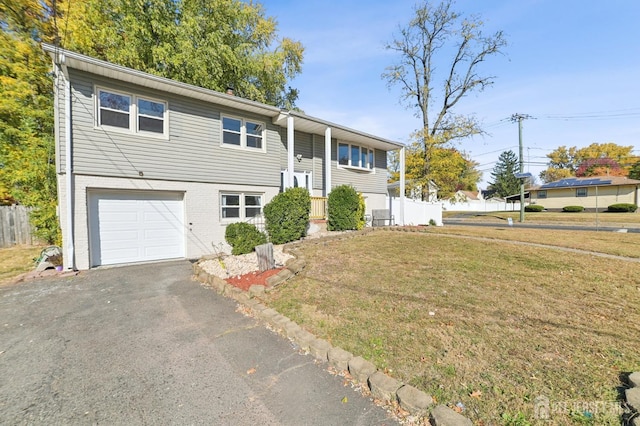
511;114;531;222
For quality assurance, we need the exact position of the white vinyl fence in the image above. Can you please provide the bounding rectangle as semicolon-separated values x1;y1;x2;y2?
440;199;521;212
387;197;443;226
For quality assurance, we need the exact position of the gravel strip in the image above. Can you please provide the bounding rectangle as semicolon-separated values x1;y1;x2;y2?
199;245;293;278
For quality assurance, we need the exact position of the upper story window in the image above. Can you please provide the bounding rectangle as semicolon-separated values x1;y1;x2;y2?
97;88;167;137
537;190;547;199
338;142;374;170
222;115;265;150
576;188;587;197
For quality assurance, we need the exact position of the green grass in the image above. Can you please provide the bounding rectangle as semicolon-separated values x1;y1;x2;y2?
0;245;45;286
444;210;640;227
422;225;640;258
264;230;639;424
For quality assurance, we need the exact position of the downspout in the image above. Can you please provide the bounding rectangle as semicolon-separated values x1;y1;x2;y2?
324;127;331;197
287;114;294;189
59;53;75;270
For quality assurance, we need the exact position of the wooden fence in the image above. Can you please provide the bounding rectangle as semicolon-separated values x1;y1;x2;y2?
0;205;35;247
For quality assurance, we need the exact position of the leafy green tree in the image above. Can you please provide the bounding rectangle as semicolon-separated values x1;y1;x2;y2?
61;0;304;108
383;0;505;196
488;150;520;197
630;162;640;180
0;0;60;243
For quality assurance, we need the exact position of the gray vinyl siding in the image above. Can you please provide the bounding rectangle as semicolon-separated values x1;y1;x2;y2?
312;134;326;190
331;140;388;194
64;69;283;187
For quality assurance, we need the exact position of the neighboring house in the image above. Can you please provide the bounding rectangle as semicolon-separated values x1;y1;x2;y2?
528;176;640;210
43;45;405;270
451;190;482;203
387;180;438;202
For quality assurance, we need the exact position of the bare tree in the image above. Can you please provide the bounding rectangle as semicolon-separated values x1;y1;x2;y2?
383;0;506;185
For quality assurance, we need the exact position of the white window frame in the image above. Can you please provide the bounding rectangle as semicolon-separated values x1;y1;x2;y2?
221;114;266;151
337;142;375;171
220;192;264;221
95;86;168;138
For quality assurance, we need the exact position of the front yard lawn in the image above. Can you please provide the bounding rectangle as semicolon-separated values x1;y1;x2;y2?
264;229;640;424
0;245;45;286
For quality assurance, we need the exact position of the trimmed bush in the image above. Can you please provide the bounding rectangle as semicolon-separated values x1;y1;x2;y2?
562;205;584;213
327;185;363;231
524;204;544;212
224;222;267;255
263;187;311;244
607;203;638;213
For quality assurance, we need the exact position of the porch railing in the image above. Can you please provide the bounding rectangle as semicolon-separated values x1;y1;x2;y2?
310;196;327;220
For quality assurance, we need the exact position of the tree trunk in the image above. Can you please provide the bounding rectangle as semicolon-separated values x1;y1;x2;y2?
256;243;275;272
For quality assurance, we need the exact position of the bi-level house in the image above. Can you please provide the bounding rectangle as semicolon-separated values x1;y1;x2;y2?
43;45;406;270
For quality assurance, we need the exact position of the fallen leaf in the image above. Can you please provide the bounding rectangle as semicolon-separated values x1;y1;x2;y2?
246;368;256;375
420;356;427;363
469;390;482;399
341;396;348;404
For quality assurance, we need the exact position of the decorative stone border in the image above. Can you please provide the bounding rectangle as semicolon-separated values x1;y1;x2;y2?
626;372;640;425
192;238;473;425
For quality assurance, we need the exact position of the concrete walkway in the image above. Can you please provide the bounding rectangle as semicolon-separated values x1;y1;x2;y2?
0;261;397;425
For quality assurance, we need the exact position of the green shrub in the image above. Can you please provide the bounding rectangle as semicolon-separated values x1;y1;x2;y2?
524;204;544;212
263;187;311;244
327;185;363;231
224;222;267;255
607;203;638;212
562;205;584;213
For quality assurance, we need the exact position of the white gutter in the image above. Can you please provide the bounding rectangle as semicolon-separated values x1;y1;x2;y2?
287;114;295;189
324;127;331;196
59;52;75;270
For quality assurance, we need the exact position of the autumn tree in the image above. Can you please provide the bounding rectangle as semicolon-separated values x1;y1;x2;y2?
487;150;520;198
540;142;635;182
389;142;480;199
575;158;625;177
630;162;640;180
59;0;304;108
0;0;60;242
383;0;505;198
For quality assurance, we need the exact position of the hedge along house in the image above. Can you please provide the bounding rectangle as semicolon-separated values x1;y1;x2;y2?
43;45;407;271
528;176;640;210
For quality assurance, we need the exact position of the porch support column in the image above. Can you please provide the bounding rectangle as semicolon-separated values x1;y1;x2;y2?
324;127;332;197
286;114;295;189
399;146;406;226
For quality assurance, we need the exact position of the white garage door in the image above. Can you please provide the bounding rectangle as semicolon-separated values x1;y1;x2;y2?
89;191;185;266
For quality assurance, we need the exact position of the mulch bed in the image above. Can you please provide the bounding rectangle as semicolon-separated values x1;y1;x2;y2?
225;267;284;291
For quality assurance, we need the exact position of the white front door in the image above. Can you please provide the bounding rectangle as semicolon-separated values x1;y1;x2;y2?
281;170;312;192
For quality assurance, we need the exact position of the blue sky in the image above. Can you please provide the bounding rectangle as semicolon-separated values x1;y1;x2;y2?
262;0;640;188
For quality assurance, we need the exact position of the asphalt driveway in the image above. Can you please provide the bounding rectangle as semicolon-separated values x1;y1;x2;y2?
0;260;396;425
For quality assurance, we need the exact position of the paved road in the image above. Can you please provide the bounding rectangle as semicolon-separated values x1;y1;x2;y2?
0;261;396;425
443;219;640;233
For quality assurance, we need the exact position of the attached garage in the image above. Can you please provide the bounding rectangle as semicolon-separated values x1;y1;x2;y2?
89;191;185;267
